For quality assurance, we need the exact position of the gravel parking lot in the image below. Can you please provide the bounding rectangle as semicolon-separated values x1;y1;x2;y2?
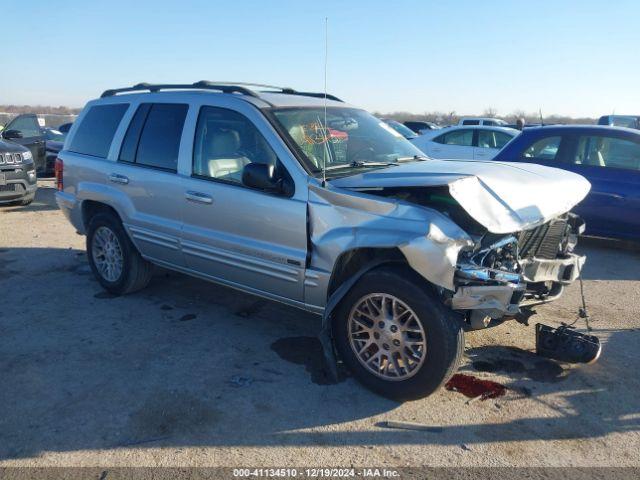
1;179;639;468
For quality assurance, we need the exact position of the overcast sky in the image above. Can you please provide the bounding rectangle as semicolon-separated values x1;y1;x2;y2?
2;0;638;117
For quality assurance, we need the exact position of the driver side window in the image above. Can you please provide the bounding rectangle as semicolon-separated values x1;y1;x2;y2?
193;107;278;186
8;116;41;138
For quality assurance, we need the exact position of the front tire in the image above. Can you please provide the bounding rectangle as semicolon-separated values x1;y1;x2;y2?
86;212;153;295
333;265;464;401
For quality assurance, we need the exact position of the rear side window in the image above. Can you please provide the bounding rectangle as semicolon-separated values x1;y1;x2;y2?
119;103;188;171
69;104;128;157
434;129;473;146
462;120;480;125
478;130;513;149
574;135;640;170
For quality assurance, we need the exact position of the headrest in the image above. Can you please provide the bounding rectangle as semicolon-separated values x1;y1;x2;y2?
207;129;240;157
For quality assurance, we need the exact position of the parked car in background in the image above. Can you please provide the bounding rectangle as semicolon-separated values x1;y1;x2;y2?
411;125;518;160
458;117;509;127
403;121;440;134
43;127;67;175
56;81;589;400
58;122;73;134
494;125;640;241
598;115;640;130
1;114;46;173
380;118;418;139
0;140;37;206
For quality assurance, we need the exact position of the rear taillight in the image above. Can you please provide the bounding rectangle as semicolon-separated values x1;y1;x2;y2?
54;158;63;191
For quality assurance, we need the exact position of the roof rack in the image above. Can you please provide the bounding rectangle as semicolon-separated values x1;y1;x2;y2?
100;81;261;98
100;81;343;103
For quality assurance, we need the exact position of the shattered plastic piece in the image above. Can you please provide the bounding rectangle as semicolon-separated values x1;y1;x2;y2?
445;373;506;400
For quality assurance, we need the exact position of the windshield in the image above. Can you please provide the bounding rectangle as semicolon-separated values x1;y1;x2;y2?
45;128;66;141
271;107;426;174
383;119;418;139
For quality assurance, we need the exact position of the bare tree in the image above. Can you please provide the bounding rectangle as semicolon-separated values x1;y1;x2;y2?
482;107;498;118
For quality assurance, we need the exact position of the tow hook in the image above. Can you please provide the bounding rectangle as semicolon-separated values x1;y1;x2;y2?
535;323;602;364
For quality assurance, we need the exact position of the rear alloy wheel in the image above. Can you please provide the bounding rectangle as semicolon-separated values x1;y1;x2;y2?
86;212;153;295
91;226;124;283
334;265;464;400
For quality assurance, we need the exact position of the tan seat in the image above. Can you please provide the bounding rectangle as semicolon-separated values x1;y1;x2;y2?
205;129;250;181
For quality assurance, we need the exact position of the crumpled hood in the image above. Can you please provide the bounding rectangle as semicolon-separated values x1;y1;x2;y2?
329;159;591;234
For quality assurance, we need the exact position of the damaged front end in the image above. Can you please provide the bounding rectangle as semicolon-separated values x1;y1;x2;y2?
451;213;586;328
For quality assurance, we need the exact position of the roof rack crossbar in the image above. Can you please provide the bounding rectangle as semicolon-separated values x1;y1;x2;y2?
100;81;262;98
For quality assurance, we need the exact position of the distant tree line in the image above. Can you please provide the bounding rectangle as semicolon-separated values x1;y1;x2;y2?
0;105;82;115
374;108;597;126
1;104;597;127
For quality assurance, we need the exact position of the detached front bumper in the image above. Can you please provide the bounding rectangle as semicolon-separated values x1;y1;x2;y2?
520;253;585;284
451;253;585;317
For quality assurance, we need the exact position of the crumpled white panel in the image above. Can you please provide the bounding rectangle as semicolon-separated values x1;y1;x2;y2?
330;159;591;233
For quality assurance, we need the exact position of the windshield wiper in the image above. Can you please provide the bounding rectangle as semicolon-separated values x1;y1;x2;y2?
323;160;399;171
395;154;429;162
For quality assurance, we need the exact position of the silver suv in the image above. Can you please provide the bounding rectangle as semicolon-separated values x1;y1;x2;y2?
56;82;591;400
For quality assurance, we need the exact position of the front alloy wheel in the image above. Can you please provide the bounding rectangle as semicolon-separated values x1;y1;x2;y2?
348;293;427;381
333;265;464;401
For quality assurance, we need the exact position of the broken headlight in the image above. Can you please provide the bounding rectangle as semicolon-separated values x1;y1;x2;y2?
456;235;522;286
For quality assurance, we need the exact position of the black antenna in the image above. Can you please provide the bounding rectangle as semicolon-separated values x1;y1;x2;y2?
322;17;328;187
539;108;544;126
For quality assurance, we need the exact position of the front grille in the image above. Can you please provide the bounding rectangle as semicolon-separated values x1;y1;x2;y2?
0;183;18;192
0;153;22;165
518;217;568;259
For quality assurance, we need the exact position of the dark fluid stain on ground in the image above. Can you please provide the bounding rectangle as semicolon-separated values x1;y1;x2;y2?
127;391;220;440
235;299;267;318
160;304;173;311
271;336;348;385
473;359;526;374
68;263;91;275
468;346;565;383
179;313;197;322
94;291;118;299
445;374;506;400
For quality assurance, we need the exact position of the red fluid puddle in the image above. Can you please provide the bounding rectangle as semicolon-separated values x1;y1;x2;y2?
445;373;506;400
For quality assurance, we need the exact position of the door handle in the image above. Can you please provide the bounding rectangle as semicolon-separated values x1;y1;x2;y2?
185;191;213;204
108;173;129;185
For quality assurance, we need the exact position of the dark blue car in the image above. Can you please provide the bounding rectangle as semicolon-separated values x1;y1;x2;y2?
493;125;640;241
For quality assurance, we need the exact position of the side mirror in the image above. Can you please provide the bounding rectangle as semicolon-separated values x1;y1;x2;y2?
242;163;279;191
2;129;23;140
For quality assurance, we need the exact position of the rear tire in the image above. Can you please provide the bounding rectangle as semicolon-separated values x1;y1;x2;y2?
333;265;464;401
86;212;153;295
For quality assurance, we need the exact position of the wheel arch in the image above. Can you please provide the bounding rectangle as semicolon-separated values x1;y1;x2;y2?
81;200;121;231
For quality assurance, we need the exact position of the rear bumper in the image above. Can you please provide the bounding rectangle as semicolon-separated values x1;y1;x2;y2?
55;191;84;232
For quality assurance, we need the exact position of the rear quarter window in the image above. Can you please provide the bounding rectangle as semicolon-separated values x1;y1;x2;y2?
68;104;129;158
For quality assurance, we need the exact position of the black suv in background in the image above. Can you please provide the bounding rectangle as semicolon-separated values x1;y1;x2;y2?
2;114;47;173
0;139;37;206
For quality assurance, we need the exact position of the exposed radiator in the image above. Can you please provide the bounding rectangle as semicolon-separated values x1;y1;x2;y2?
518;217;568;259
